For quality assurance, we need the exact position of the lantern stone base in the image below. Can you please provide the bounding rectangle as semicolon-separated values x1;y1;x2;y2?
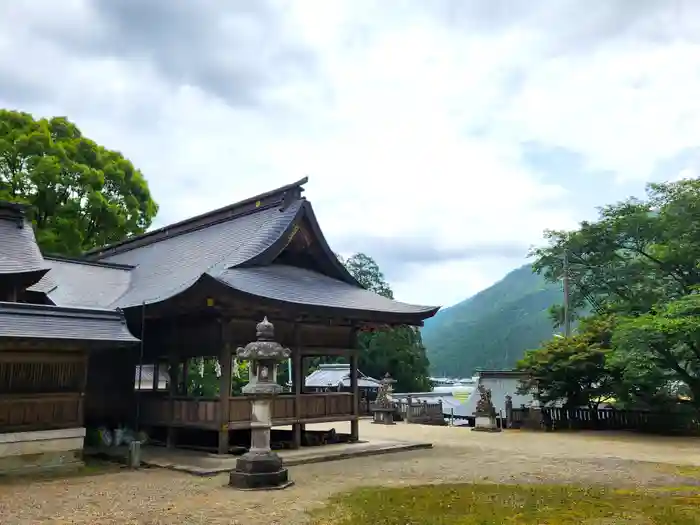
371;407;396;425
472;415;501;432
228;450;294;491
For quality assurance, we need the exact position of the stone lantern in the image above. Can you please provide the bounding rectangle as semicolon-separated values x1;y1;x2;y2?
371;373;397;425
228;317;293;490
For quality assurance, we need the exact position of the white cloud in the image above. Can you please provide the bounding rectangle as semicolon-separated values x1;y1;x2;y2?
1;0;699;307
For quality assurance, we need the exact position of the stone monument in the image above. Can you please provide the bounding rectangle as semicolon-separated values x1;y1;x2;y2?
504;395;513;429
371;373;396;425
229;317;294;490
472;384;501;432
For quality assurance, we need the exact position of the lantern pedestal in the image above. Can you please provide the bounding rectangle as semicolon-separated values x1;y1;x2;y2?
228;317;294;491
229;392;293;490
228;451;292;490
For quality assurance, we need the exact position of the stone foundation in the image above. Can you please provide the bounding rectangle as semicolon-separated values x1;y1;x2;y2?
472;415;501;432
0;427;86;475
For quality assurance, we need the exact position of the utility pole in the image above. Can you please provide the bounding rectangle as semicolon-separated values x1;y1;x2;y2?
563;249;572;337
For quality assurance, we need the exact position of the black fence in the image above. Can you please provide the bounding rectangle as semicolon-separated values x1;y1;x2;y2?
511;406;700;435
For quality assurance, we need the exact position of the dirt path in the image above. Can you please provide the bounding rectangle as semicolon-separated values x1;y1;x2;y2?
2;422;699;525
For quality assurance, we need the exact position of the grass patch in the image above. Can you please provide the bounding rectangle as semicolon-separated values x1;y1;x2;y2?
310;483;700;524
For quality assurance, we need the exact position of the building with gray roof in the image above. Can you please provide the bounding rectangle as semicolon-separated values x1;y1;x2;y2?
2;177;439;458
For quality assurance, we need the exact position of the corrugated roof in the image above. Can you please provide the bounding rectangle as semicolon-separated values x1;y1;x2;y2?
305;363;380;388
0;302;138;343
215;264;437;316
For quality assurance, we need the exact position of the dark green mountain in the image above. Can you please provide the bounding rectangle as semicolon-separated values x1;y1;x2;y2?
422;264;562;376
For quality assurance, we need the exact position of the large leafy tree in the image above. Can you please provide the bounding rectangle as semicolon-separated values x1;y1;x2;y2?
342;253;432;392
0;109;158;255
517;315;618;408
531;179;700;317
613;293;700;410
530;179;700;410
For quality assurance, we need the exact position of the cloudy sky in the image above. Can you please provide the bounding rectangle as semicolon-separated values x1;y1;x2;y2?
1;0;698;307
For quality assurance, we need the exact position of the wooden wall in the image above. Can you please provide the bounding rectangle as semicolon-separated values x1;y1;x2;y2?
0;350;87;433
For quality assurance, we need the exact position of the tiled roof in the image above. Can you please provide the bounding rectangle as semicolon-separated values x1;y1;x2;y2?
305;363;380;389
17;179;440;323
29;257;132;308
0;203;49;279
103;200;303;308
214;264;437;318
0;302;138;343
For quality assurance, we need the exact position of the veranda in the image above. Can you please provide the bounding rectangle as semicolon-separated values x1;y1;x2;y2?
86;278;375;453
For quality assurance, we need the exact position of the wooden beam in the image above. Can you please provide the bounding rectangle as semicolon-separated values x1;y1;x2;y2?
349;326;359;442
217;318;233;454
166;320;179;449
299;347;355;356
292;323;303;449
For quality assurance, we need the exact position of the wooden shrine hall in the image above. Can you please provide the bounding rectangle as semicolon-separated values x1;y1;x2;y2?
0;178;439;461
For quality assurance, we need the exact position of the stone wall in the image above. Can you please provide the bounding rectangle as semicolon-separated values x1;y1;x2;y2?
0;427;85;475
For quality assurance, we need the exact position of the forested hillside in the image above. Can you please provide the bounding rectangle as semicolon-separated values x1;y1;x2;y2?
422;264;561;376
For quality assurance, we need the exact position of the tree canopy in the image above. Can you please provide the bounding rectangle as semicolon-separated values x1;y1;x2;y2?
0;109;158;255
342;253;432;392
528;178;700;412
517;315;617;408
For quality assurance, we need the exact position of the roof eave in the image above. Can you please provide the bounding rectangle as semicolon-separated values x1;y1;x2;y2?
205;272;440;326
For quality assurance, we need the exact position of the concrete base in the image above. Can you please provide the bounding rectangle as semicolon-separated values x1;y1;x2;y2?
229;450;293;491
0;428;86;475
90;439;433;476
372;408;396;425
472;416;501;433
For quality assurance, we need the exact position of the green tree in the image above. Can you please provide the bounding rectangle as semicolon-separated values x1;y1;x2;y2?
343;253;394;299
530;179;700;412
343;252;431;392
0;109;158;255
613;293;700;410
531;179;700;318
517;315;617;408
185;358;250;397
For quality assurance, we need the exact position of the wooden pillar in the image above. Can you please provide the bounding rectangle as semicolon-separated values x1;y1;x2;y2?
166;352;178;448
181;358;189;395
350;326;360;442
218;319;233;454
152;363;159;390
292;324;303;449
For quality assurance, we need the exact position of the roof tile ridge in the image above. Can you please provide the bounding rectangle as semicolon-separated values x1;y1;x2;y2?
87;178;308;260
208;198;305;276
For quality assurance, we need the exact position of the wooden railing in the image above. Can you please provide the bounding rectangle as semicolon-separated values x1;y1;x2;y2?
139;392;354;429
299;392;353;419
0;393;83;432
396;400;444;425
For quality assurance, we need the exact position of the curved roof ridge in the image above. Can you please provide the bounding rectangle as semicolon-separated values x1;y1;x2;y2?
212;199;305;272
88;177;308;260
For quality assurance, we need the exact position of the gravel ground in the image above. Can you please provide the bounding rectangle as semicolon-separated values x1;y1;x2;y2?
2;421;700;525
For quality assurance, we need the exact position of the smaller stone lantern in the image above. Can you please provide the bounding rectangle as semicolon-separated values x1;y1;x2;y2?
229;317;293;490
371;373;397;425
